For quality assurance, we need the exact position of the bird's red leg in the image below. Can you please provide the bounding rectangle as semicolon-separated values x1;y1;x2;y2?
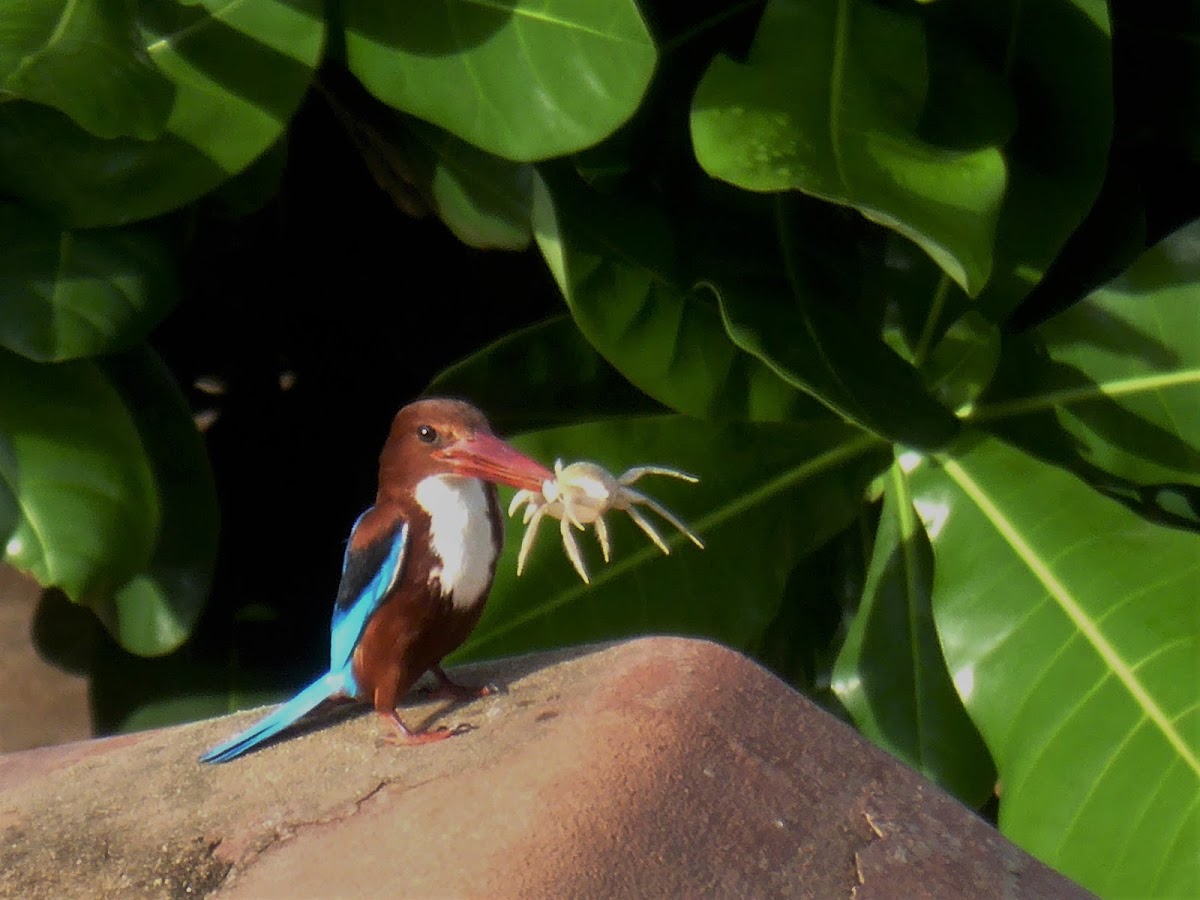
375;682;457;746
379;709;456;745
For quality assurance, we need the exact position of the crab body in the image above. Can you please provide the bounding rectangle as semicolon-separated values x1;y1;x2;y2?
508;460;704;583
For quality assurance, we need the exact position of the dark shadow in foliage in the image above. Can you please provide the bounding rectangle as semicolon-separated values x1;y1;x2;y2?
428;316;667;434
32;589;100;678
751;511;876;725
138;3;317;123
978;337;1199;529
339;0;510;55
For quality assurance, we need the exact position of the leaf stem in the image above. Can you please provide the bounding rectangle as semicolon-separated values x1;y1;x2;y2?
913;274;951;367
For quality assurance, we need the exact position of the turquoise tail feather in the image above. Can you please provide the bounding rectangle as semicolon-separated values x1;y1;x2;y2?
199;672;346;764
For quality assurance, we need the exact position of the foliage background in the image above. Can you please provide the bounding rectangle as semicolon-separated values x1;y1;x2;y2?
0;1;1197;896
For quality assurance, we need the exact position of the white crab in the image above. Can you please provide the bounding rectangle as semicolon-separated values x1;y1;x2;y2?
507;459;705;584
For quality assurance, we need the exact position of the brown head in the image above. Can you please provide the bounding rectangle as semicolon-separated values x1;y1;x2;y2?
377;398;553;502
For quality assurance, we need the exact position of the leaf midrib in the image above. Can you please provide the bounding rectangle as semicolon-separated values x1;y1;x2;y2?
943;457;1200;777
970;369;1200;421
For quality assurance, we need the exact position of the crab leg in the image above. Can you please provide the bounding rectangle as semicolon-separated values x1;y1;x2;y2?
624;490;705;550
593;514;612;563
620;467;699;485
625;505;672;555
560;515;591;583
508;489;535;518
517;504;550;576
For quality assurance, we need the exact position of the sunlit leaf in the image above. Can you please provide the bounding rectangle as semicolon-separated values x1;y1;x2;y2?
976;219;1200;487
0;350;158;603
833;458;995;805
911;436;1199;897
691;0;1007;295
343;0;656;161
0;0;325;226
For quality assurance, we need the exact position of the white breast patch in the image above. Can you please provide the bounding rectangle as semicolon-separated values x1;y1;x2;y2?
413;474;498;611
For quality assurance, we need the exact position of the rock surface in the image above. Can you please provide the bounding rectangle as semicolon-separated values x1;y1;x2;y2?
0;566;90;754
0;637;1091;899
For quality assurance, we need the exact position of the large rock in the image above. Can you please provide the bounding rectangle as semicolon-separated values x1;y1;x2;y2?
0;566;89;754
0;638;1090;898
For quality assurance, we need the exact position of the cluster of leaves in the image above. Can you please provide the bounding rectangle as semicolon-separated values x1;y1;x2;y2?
0;1;1196;896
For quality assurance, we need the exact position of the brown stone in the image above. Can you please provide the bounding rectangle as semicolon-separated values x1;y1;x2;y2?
0;566;90;754
0;638;1091;898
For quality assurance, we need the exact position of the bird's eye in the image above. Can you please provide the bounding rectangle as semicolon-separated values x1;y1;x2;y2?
417;425;438;444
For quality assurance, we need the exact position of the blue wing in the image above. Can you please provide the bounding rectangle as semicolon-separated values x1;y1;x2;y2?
329;513;409;678
198;512;409;764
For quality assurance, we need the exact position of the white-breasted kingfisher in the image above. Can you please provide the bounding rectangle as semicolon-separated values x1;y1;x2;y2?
199;398;554;763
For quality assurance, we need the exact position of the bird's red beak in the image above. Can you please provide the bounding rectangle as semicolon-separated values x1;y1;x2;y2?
434;432;553;492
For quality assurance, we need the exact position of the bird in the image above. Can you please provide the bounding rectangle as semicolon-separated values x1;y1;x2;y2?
199;398;554;763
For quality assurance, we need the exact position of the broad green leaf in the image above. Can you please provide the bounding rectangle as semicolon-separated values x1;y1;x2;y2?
0;0;172;140
690;0;1007;295
975;220;1200;487
102;349;218;657
0;203;176;362
0;350;158;604
0;0;324;226
966;0;1113;316
453;415;887;663
717;198;961;450
404;119;533;250
833;459;995;805
342;0;657;162
910;436;1200;897
532;168;824;422
0;102;221;226
427;315;664;433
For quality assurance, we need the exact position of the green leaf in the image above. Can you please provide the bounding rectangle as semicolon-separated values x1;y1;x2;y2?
405;119;533;250
342;0;657;162
690;0;1007;295
0;203;176;361
920;311;1001;413
0;0;172;140
716;199;961;450
102;349;218;657
833;458;995;806
0;350;158;604
910;436;1200;896
427;315;664;433
975;219;1200;487
531;168;824;422
0;0;325;226
453;415;888;663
